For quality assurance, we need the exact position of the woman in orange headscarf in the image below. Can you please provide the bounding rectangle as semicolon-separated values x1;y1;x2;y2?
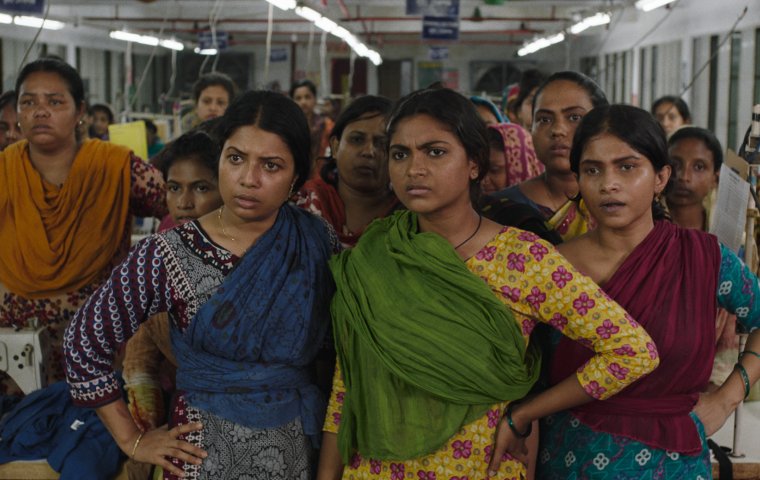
0;58;166;394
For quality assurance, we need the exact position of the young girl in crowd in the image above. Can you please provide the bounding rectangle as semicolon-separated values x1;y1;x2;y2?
0;58;166;394
317;88;658;480
88;103;114;140
290;79;334;177
123;130;223;429
481;123;543;194
494;71;606;241
530;105;760;478
508;69;546;132
652;95;692;137
294;95;400;248
665;126;740;393
181;73;236;132
665;126;722;230
154;130;224;232
65;90;337;479
0;90;21;151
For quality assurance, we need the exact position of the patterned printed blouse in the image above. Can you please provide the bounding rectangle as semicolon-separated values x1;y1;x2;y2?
1;156;166;392
324;227;659;480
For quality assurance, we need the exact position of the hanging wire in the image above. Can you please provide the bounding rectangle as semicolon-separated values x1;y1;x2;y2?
319;30;328;98
678;5;747;98
264;2;274;85
129;14;169;111
630;0;680;50
16;1;52;72
210;0;225;72
587;0;746;105
306;22;315;74
199;0;224;76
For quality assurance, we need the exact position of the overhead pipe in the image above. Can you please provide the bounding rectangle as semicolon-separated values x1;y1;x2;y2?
80;15;567;24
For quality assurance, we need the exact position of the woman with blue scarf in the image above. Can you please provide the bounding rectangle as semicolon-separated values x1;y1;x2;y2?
64;91;337;479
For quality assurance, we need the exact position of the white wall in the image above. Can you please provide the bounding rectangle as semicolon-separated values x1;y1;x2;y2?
571;0;760;150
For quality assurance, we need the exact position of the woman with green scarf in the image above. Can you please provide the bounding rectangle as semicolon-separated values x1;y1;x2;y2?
317;88;659;480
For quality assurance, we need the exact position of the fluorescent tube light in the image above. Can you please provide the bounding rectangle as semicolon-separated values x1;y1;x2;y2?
330;25;352;41
367;51;382;66
14;16;64;30
159;39;184;51
315;16;337;33
110;30;159;46
0;14;12;24
294;6;321;23
635;0;677;12
568;12;611;34
194;47;218;55
265;0;296;10
518;33;565;57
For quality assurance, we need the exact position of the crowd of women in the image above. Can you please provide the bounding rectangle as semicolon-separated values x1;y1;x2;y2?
1;54;759;480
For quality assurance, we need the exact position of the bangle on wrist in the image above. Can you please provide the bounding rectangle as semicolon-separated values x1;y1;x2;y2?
741;349;760;361
130;432;144;459
735;363;751;399
504;401;532;438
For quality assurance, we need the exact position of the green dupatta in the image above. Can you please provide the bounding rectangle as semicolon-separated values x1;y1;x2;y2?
330;210;541;462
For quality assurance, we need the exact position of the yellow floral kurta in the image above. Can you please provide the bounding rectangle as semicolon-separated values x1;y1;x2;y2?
324;227;658;480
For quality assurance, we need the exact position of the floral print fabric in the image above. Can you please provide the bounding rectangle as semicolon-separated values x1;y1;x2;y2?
324;227;658;479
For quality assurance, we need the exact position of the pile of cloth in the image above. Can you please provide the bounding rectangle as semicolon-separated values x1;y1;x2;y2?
0;381;122;479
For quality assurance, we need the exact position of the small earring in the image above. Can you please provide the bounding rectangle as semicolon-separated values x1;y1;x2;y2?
287;181;296;198
16;122;21;128
78;119;84;126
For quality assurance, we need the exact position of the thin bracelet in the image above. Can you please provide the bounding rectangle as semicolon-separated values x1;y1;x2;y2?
130;432;144;459
504;401;532;438
735;363;751;399
741;349;760;361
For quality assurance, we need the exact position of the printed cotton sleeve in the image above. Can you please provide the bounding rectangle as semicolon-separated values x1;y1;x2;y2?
501;229;659;400
64;236;171;407
323;361;346;434
717;243;760;332
129;154;168;218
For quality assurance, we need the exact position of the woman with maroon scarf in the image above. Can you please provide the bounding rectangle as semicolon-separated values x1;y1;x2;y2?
488;105;760;478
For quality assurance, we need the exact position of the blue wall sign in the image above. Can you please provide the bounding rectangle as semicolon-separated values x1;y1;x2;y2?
1;0;45;14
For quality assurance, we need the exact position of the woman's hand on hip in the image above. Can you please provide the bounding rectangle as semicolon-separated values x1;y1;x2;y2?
131;422;206;478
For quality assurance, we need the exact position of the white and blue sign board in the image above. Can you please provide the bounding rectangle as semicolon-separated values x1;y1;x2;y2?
406;0;459;16
198;31;229;50
428;46;449;60
270;47;288;63
1;0;45;14
422;16;459;40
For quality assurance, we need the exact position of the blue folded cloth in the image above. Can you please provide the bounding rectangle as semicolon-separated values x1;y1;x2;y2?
0;381;122;479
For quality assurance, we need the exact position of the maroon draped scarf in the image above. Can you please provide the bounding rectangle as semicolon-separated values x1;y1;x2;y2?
550;220;721;454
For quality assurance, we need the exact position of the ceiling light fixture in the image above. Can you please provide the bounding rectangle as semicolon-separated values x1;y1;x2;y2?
568;12;611;34
159;39;185;51
14;16;65;30
265;0;296;10
0;14;12;24
635;0;677;12
110;30;159;46
518;32;565;57
315;16;337;33
287;4;382;65
294;6;322;23
110;30;184;51
194;47;218;55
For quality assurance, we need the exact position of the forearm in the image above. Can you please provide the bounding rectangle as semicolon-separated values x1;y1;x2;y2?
96;398;144;455
316;432;344;480
718;330;760;408
510;374;593;433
